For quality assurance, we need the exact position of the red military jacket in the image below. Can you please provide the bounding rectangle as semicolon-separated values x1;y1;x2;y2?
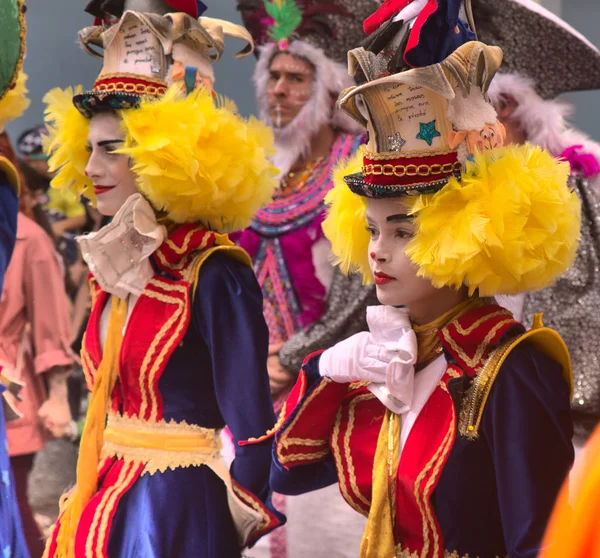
258;303;573;558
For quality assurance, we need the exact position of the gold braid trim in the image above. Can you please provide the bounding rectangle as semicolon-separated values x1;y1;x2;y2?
231;483;271;532
96;461;141;556
423;381;456;557
276;377;335;465
366;147;456;161
441;318;514;369
362;161;462;178
96;72;168;86
345;393;375;510
458;339;516;439
412;381;456;557
137;283;187;421
244;396;290;444
164;227;208;255
458;316;573;440
281;437;328;448
272;449;331;464
452;310;511;336
79;338;97;391
331;407;368;517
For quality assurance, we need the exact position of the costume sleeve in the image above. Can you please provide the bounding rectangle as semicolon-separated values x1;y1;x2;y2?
481;342;574;558
0;176;19;295
279;270;377;372
271;354;348;495
22;226;74;374
193;252;278;502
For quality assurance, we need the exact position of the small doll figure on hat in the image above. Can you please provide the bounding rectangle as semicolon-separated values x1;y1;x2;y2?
446;87;507;161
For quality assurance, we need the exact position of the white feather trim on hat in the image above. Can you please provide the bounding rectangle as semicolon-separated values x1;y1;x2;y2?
448;87;498;131
489;72;600;190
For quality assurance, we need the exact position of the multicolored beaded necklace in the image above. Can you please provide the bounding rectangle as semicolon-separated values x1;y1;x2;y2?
250;134;364;236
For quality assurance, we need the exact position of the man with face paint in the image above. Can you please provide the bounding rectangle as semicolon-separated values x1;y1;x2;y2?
472;0;600;446
246;2;579;557
41;1;285;557
235;2;376;557
236;0;374;399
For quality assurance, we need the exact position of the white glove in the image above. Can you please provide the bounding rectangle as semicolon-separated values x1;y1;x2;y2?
319;306;418;414
318;331;397;385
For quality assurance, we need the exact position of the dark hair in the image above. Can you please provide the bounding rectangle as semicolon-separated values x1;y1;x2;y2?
0;133;78;296
18;159;47;193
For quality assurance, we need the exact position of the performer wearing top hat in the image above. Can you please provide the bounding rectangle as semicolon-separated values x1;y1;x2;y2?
42;1;284;556
473;0;600;440
246;2;580;556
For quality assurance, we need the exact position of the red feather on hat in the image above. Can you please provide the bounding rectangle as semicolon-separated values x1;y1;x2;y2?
364;0;414;35
163;0;198;17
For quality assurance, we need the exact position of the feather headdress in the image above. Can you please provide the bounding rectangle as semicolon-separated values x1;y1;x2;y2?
263;0;303;49
324;144;581;296
237;0;372;64
44;85;278;233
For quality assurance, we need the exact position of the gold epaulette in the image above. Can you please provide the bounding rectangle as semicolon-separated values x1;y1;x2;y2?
458;314;572;439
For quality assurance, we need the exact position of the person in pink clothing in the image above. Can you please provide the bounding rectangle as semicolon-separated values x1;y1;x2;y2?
0;168;74;557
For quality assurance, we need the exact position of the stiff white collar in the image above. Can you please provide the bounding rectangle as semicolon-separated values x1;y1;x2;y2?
77;194;167;299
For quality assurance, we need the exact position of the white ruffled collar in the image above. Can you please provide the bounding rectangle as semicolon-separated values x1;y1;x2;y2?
77;194;167;299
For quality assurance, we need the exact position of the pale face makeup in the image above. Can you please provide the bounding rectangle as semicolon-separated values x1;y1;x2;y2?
366;198;466;323
267;53;314;128
85;112;139;217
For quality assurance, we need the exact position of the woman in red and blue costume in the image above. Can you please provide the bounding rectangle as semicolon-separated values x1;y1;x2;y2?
248;5;581;557
42;2;284;557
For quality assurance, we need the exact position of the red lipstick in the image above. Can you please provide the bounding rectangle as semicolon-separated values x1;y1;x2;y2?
94;185;116;195
374;271;396;285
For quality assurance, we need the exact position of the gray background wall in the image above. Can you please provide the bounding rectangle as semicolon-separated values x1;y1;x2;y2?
6;0;600;143
563;0;599;140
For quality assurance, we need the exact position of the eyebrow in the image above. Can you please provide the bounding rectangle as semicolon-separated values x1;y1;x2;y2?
97;139;124;147
387;214;412;223
270;69;310;79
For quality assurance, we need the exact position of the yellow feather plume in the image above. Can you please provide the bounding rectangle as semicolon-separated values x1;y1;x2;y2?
43;86;95;202
117;86;278;232
322;145;373;284
322;143;581;295
404;144;581;296
42;85;277;232
0;71;30;132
